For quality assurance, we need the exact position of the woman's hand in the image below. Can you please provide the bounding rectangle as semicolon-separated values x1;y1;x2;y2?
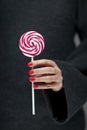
28;59;63;92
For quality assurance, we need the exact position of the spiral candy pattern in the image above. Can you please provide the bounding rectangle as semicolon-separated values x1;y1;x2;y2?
19;31;45;57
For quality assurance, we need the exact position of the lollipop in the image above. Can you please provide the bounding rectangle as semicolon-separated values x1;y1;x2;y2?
19;31;45;115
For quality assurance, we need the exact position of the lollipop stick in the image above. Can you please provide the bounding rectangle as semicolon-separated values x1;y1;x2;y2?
31;57;35;115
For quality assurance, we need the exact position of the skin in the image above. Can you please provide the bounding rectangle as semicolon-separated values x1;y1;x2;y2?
28;59;63;92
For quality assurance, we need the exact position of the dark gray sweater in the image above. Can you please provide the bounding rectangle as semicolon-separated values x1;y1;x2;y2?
0;0;87;130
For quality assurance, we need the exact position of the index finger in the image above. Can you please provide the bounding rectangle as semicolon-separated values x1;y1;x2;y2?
28;59;57;67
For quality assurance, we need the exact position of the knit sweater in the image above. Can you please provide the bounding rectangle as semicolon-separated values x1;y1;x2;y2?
0;0;87;130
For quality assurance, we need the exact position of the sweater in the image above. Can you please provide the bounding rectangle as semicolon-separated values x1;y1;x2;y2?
0;0;87;130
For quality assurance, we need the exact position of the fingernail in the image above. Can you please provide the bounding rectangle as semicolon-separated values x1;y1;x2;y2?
28;70;34;75
29;77;35;82
27;62;33;67
33;84;38;89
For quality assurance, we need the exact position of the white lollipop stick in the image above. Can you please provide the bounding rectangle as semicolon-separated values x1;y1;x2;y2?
31;57;35;115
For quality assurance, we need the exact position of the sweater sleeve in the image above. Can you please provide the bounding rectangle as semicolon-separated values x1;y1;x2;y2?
43;0;87;123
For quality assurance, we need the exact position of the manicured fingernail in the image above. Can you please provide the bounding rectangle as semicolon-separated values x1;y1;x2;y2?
28;70;34;75
27;62;33;67
29;77;35;82
33;84;38;89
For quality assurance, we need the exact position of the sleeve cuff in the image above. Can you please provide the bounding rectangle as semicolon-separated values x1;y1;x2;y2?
43;60;87;124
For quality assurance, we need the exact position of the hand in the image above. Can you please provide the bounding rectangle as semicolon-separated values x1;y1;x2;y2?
28;59;63;92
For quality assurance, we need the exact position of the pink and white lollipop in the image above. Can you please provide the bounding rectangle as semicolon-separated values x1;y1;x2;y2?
19;31;45;57
19;31;45;115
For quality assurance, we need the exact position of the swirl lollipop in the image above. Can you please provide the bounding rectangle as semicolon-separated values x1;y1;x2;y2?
19;31;45;115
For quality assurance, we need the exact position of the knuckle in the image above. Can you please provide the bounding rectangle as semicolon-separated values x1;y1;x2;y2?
51;60;56;66
58;76;63;82
60;69;62;75
55;66;61;74
54;67;57;74
55;74;63;82
58;68;62;75
55;75;59;81
61;76;63;81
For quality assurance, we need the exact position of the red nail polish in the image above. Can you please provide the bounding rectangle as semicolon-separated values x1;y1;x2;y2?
28;70;34;75
29;77;35;82
27;62;33;67
33;84;38;89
